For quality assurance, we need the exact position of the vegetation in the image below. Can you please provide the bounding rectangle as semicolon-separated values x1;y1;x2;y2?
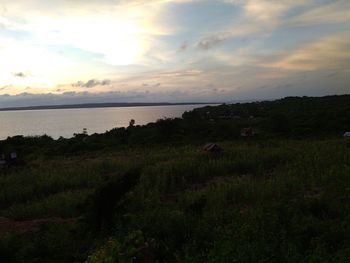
0;95;350;262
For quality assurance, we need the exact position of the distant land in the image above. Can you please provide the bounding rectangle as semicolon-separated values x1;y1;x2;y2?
0;102;218;112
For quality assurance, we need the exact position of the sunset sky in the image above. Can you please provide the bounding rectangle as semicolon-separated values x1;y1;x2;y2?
0;0;349;107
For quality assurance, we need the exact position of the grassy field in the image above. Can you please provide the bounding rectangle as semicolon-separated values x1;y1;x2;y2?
1;138;349;262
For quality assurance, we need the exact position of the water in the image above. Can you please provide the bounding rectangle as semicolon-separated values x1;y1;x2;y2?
0;104;210;139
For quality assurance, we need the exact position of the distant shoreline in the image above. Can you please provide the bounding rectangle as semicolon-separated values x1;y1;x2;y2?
0;102;219;112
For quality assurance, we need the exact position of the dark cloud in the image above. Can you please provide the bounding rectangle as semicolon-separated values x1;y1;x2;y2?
258;85;270;90
284;83;293;89
85;79;99;88
142;83;160;87
0;89;224;108
327;71;339;78
197;35;226;50
0;91;153;108
101;79;111;85
13;72;27;78
0;85;12;91
72;79;111;88
71;81;83;87
179;41;189;51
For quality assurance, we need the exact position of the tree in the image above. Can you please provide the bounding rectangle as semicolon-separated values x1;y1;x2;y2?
129;119;135;127
269;113;290;133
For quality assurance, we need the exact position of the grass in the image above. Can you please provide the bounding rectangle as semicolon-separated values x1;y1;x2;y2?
4;189;92;220
1;138;350;262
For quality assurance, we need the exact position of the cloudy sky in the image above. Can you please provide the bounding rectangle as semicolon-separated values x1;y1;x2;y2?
0;0;349;107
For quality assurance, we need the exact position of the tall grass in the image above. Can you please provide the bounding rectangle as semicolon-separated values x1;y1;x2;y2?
1;139;350;262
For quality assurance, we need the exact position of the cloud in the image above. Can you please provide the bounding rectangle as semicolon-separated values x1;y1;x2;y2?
194;0;297;51
0;0;185;67
156;69;203;78
13;72;27;78
0;89;219;108
72;79;111;88
242;0;293;23
197;35;226;50
142;82;160;87
0;91;149;108
287;1;350;27
326;71;339;78
0;0;349;102
179;41;189;51
261;35;350;72
196;0;340;51
225;0;311;18
0;85;12;91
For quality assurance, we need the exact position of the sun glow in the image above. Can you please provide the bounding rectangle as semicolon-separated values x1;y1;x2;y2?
0;14;149;91
0;41;73;90
30;16;146;66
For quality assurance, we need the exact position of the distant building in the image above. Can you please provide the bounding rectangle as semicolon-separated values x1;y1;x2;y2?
0;151;25;168
343;132;350;137
10;152;17;160
219;115;231;120
202;143;222;153
241;127;254;138
0;153;5;167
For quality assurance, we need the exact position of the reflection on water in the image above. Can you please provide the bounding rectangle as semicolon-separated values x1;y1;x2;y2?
0;105;210;139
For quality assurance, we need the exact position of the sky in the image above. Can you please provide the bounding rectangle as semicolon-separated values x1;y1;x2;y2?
0;0;349;107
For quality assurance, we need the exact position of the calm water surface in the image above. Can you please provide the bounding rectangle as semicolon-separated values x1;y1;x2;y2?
0;105;210;139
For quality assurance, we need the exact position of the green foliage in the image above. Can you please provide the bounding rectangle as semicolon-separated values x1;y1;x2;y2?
1;139;350;262
87;230;155;263
1;96;350;262
269;113;290;133
2;95;349;156
87;237;121;263
4;189;92;220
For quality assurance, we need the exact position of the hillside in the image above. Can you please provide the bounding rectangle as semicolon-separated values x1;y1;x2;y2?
1;95;350;262
1;95;350;156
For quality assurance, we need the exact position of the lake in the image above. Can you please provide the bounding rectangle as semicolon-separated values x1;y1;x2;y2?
0;104;211;139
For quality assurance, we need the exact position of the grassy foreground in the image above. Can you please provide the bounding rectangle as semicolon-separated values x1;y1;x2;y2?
1;138;350;262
